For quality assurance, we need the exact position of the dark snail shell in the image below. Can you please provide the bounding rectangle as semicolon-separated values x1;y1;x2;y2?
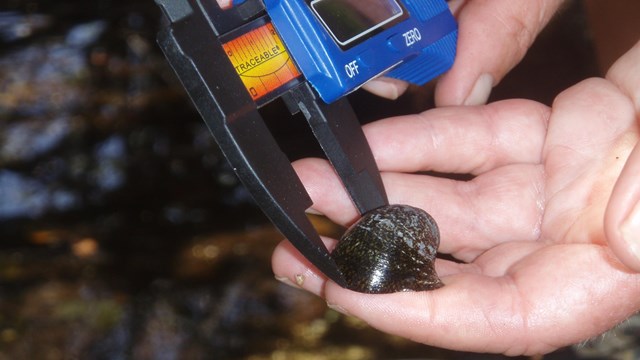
331;204;443;294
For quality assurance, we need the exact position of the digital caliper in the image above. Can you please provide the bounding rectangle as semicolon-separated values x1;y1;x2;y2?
154;0;457;289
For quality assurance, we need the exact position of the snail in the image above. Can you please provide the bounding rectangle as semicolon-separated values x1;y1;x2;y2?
331;204;443;294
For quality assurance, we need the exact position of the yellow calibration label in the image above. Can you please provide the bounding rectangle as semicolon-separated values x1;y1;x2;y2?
223;23;301;102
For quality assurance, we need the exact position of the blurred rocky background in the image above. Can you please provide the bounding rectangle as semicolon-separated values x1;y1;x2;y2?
0;0;638;359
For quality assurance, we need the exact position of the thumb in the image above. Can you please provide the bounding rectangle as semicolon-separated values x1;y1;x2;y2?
606;144;640;272
361;77;410;100
217;0;232;9
605;41;640;272
435;0;565;106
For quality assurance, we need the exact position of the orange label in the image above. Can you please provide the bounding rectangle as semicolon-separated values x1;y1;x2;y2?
223;23;301;102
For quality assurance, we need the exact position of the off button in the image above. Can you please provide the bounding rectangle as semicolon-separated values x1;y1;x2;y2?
356;49;376;68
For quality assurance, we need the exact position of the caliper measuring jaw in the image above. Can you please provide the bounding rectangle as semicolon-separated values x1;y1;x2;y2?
154;0;457;288
153;0;401;287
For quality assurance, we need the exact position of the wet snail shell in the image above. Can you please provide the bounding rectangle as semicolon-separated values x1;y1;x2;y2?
331;204;443;294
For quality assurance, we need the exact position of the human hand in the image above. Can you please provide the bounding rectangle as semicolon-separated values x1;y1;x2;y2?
272;42;640;355
365;0;566;105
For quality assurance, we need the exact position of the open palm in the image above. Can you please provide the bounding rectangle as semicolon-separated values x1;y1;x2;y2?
272;67;640;355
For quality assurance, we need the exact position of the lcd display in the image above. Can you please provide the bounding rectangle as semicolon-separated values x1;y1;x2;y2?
310;0;406;46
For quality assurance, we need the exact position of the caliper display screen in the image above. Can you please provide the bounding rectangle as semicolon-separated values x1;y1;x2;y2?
310;0;407;47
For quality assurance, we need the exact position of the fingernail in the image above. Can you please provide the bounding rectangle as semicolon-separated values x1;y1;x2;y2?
447;0;465;15
275;276;299;289
305;208;323;216
621;200;640;261
363;79;400;100
327;302;350;316
463;73;494;106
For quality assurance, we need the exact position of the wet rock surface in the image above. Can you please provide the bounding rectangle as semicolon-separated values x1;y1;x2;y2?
0;1;637;359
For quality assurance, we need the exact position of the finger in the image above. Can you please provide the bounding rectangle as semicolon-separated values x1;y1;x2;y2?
362;77;410;100
606;40;640;112
604;41;640;272
386;167;544;258
435;0;566;106
364;99;550;175
295;158;544;259
606;143;640;272
447;0;467;16
357;0;467;100
271;238;476;298
271;237;337;296
294;157;360;225
217;0;231;9
322;274;533;355
322;244;640;355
